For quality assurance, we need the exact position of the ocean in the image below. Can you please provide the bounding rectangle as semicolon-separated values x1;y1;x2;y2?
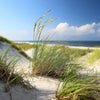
15;41;100;47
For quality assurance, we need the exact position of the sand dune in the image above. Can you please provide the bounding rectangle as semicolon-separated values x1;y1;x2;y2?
0;41;59;100
0;41;100;100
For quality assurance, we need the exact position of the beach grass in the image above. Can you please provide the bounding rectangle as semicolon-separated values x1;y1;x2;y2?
32;10;60;77
87;49;100;64
32;45;72;77
31;43;92;77
56;77;100;100
56;65;100;100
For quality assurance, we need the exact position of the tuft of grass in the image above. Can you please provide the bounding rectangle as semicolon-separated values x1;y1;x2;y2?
32;10;60;77
87;49;100;64
32;45;72;77
31;10;86;78
56;65;100;100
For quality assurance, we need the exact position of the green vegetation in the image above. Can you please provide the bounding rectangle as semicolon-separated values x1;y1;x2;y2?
32;44;92;77
32;10;58;76
56;74;100;100
32;45;72;77
64;47;92;58
56;65;100;100
87;49;100;64
15;43;36;50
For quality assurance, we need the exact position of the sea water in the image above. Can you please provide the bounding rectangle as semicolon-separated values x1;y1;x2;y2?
15;41;100;47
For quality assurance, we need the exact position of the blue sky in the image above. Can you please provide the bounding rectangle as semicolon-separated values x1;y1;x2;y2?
0;0;100;41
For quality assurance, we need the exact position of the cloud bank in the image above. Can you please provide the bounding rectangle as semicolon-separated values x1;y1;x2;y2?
47;22;100;40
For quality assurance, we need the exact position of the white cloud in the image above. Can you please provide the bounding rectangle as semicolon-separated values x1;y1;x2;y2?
77;22;96;34
43;22;100;40
54;22;96;35
56;23;68;33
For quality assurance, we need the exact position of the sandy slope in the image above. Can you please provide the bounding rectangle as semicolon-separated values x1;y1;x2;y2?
0;42;32;75
0;81;38;100
24;76;59;100
77;53;100;76
0;42;59;100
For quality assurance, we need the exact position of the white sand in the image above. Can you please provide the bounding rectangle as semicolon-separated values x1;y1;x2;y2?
67;46;100;49
25;48;34;58
0;81;38;100
24;76;59;100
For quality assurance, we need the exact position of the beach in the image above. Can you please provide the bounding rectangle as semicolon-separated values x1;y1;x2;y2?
0;41;100;100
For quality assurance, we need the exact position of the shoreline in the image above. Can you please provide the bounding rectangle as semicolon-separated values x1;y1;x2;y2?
15;42;100;49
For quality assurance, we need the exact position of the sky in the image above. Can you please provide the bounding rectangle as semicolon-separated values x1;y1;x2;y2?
0;0;100;41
